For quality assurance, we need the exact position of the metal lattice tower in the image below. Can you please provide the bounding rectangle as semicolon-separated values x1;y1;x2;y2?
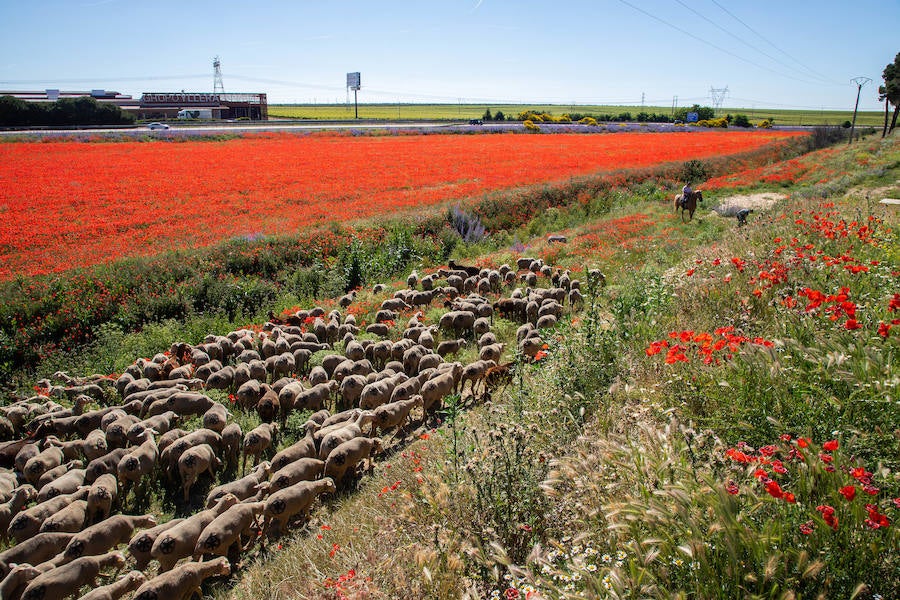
213;56;225;94
710;85;729;114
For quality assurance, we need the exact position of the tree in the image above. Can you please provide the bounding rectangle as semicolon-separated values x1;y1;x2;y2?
882;52;900;136
482;108;493;121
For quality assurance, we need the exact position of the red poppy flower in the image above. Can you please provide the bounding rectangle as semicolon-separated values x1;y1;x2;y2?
783;492;796;504
797;437;810;448
819;453;833;463
844;318;861;330
799;521;815;535
764;480;784;499
839;485;856;501
822;439;839;451
725;480;739;495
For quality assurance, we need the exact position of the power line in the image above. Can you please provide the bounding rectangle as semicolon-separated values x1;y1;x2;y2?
708;0;841;85
0;74;209;85
671;0;838;86
615;0;834;86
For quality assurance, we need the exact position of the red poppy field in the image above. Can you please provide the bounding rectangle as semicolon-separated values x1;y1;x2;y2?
0;130;803;280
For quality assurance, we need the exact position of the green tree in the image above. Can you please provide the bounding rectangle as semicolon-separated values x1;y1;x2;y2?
733;114;752;128
482;108;493;121
881;52;900;136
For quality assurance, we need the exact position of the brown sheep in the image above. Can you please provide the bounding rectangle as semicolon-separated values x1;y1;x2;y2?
20;551;126;600
127;519;185;571
132;556;230;600
23;446;65;486
62;513;157;561
86;473;118;525
126;411;178;445
262;457;326;496
479;343;504;364
420;364;462;413
201;403;229;433
36;462;84;500
7;488;89;544
44;430;107;462
177;443;220;501
371;395;424;438
84;448;129;484
270;423;319;472
359;375;406;410
317;411;375;462
324;437;382;485
459;359;497;398
38;499;88;533
262;477;336;537
294;381;338;412
0;532;75;579
255;385;280;424
160;429;221;479
117;430;158;499
205;461;271;508
0;485;37;542
150;495;238;573
77;570;146;600
242;423;277;474
192;501;266;560
14;442;40;474
220;422;242;468
0;563;42;600
436;338;468;357
104;414;141;449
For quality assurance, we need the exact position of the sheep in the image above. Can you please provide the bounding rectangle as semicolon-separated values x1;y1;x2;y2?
518;336;546;360
38;499;88;533
359;375;405;410
13;442;40;473
132;556;231;600
8;488;89;544
367;340;393;367
147;391;215;418
201;402;229;433
220;423;242;468
62;513;158;561
0;532;75;579
416;353;444;373
459;360;497;398
262;457;326;496
204;365;235;391
156;429;187;454
0;485;37;542
338;374;368;411
366;323;391;337
77;570;146;600
23;446;65;485
127;412;178;445
324;437;382;485
436;338;468;357
177;444;220;502
270;423;319;472
307;365;329;386
234;379;262;411
371;395;424;438
536;314;558;329
125;518;184;571
255;385;280;424
86;473;118;525
20;551;126;600
379;298;410;312
0;563;42;600
420;364;462;413
193;501;266;560
205;462;271;508
37;466;86;502
479;343;504;364
294;381;338;412
117;429;158;500
160;429;221;478
150;494;239;573
242;423;277;474
102;414;140;448
317;411;375;462
262;477;336;538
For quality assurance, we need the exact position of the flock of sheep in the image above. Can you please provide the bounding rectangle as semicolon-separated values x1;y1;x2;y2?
0;257;596;600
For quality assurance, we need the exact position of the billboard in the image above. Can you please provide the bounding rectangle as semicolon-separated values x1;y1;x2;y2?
346;72;361;91
686;112;700;123
141;92;221;105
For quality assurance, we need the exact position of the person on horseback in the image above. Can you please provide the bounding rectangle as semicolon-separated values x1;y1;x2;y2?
681;182;693;208
681;181;694;208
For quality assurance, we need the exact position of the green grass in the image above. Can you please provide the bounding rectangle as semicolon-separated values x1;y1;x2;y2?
267;103;887;127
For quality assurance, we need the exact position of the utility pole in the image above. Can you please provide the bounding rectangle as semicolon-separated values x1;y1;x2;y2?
672;95;677;117
849;77;871;144
641;92;645;109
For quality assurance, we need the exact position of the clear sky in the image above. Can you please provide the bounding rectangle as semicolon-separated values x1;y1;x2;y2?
1;0;896;111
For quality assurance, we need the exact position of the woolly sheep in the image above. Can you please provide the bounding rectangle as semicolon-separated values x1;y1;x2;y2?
86;473;118;525
178;443;220;501
62;513;157;561
242;423;278;474
262;477;336;537
132;556;231;600
150;494;239;573
20;551;126;600
205;461;271;508
77;570;146;600
127;519;185;572
192;501;266;559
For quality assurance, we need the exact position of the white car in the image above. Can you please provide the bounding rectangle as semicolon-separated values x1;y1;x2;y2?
147;122;170;130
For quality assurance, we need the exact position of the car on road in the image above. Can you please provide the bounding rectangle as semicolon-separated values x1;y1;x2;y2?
147;122;170;130
468;119;483;125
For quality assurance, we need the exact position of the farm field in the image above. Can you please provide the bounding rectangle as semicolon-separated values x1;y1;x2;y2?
0;129;804;280
0;129;897;600
268;102;886;127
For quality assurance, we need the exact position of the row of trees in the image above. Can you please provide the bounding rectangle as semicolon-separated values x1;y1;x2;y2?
0;95;135;126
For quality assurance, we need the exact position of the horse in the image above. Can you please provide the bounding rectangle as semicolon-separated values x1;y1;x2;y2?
675;190;703;222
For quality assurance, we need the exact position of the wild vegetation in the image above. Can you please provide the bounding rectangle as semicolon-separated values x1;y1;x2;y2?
0;128;897;600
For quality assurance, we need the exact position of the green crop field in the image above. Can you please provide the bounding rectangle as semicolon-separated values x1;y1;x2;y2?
267;102;885;127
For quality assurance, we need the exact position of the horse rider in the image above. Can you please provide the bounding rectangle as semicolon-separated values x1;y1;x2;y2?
681;182;693;208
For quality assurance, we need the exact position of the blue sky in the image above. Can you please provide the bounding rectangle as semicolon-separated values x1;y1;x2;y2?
0;0;896;111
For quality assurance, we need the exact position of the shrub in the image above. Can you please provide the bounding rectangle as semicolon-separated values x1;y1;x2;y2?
680;159;708;183
579;116;598;126
733;114;752;128
449;205;487;243
482;108;493;121
757;119;773;128
523;119;540;132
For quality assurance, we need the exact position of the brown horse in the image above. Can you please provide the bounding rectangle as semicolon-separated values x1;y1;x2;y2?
675;190;703;222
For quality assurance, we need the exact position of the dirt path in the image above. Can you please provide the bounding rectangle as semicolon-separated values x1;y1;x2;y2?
710;192;787;217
